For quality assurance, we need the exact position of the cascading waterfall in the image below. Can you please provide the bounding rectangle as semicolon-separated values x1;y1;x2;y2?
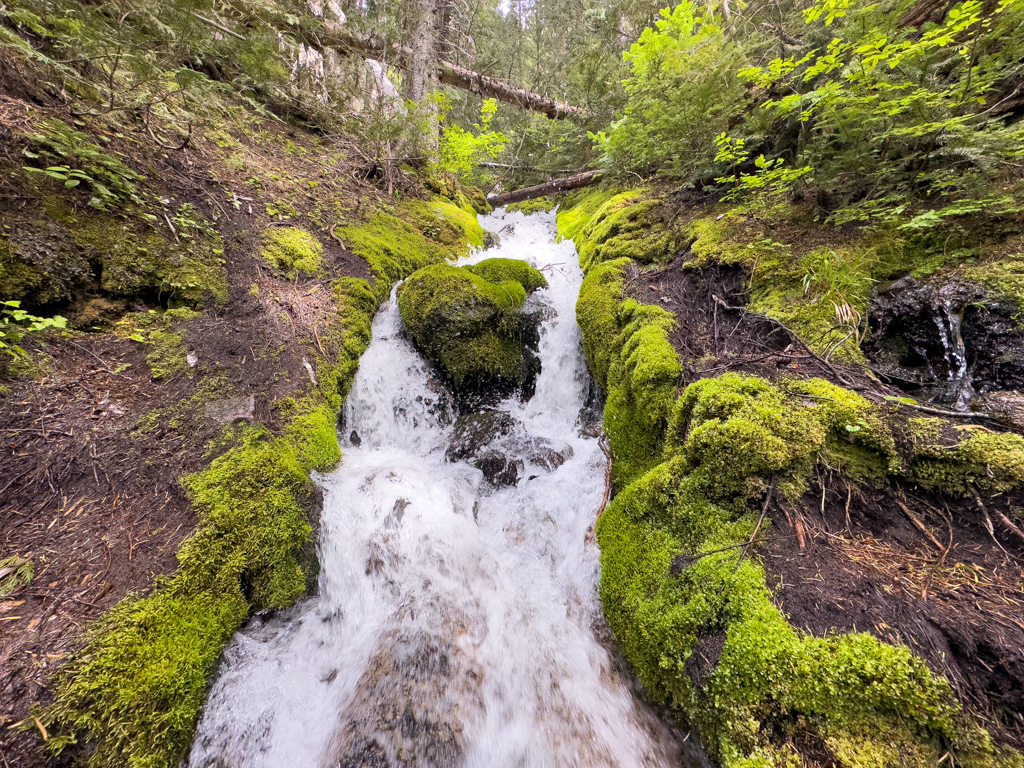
188;209;704;768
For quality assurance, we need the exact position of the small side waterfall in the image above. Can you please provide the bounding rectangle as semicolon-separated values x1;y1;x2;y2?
187;210;704;768
932;298;975;411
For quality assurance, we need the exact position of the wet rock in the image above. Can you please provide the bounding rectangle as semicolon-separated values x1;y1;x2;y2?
397;260;548;401
526;440;574;471
472;451;522;486
865;275;1024;409
204;395;255;423
326;624;481;768
445;412;518;462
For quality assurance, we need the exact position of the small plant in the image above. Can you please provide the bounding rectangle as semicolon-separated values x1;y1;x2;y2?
715;135;813;211
1;301;67;358
22;119;143;210
436;97;508;183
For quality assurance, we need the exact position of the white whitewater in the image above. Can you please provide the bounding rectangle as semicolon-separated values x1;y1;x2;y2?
188;210;698;768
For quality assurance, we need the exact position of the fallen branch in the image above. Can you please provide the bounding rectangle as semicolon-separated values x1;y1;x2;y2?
974;494;1012;557
487;170;604;207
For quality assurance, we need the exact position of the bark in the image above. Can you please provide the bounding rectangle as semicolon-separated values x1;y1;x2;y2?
486;171;604;207
223;1;582;119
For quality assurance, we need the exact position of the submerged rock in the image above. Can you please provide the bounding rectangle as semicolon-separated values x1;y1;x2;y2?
397;258;547;398
444;411;573;487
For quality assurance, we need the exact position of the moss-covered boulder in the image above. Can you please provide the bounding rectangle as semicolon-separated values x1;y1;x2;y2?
397;259;547;392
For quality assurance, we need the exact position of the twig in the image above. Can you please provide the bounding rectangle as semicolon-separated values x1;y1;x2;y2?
162;213;180;244
192;11;246;40
993;507;1024;547
896;500;946;552
974;495;1011;557
735;475;776;571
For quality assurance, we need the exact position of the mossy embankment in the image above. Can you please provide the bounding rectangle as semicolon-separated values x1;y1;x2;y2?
0;96;486;768
559;186;1024;767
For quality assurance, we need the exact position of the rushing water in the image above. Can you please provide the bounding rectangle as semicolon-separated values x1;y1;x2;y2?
188;210;700;767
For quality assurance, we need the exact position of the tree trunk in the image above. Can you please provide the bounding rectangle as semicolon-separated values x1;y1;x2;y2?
487;171;605;207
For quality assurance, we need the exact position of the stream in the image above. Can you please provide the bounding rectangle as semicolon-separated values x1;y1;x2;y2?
188;210;702;767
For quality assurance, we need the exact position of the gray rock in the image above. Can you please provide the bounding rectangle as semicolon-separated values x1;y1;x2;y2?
974;391;1024;432
204;395;255;424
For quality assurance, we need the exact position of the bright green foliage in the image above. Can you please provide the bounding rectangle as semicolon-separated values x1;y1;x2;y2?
0;555;34;596
436;97;509;184
595;372;1018;768
595;2;746;179
738;0;1024;226
468;258;548;292
260;227;326;280
557;186;682;270
398;261;542;385
0;300;65;358
23;119;142;209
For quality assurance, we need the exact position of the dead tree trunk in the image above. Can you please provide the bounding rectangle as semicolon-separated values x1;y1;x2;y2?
487;171;604;207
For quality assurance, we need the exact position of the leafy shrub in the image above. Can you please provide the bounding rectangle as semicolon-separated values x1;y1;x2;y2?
0;300;66;358
595;2;746;179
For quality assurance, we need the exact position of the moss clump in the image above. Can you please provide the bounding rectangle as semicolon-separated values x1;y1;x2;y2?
338;213;448;303
557;186;682;271
507;197;556;214
574;255;681;484
44;417;338;768
398;262;542;386
114;308;198;379
399;196;485;253
595;372;1013;768
913;427;1024;493
468;257;548;292
462;186;492;214
260;227;325;280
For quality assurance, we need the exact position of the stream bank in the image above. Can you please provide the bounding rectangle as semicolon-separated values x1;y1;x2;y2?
0;88;489;768
561;185;1024;768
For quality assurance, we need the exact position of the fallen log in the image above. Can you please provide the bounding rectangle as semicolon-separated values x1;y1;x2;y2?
487;170;604;207
223;2;581;119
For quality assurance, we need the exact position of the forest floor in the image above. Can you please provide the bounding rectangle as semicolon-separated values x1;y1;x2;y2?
0;53;389;765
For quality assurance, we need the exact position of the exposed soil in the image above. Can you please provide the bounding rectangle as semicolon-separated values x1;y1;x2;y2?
763;479;1024;746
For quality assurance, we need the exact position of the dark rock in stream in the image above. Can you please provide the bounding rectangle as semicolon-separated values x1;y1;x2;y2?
445;411;574;487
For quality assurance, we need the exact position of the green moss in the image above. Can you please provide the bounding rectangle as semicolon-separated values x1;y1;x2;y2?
260;227;325;280
398;263;533;385
595;371;1011;768
462;186;492;215
399;196;485;252
913;428;1024;493
467;258;547;292
44;414;337;768
339;213;448;303
557;187;682;271
68;214;228;308
507;198;556;214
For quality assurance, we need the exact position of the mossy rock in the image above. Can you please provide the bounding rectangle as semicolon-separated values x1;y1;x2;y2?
507;198;556;215
467;258;548;293
260;227;325;280
397;259;546;390
462;185;492;214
